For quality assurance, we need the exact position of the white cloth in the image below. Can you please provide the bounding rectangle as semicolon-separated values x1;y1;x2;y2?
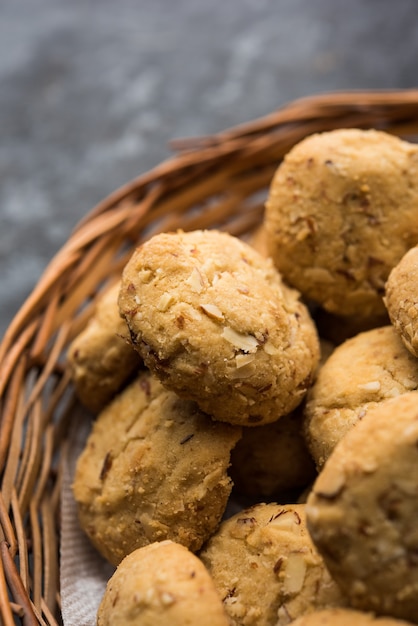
60;409;114;626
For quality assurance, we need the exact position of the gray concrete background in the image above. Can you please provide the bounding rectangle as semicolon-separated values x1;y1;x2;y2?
1;0;418;338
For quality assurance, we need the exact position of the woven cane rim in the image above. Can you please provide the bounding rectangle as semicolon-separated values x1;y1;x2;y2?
1;89;418;625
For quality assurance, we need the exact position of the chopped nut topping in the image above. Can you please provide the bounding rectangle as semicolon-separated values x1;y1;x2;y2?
186;267;204;293
269;510;302;532
222;327;258;352
200;303;224;320
190;309;204;322
201;259;215;275
235;353;255;368
357;381;381;392
237;283;250;295
254;331;267;343
229;364;254;379
211;272;221;285
160;592;176;606
157;292;175;311
138;269;152;283
264;341;280;355
282;553;307;595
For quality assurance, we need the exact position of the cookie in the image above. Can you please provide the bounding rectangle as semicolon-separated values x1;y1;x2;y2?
118;229;319;426
67;281;141;413
199;503;345;626
229;410;316;499
264;128;418;318
292;608;414;626
303;325;418;469
385;245;418;357
306;391;418;622
73;371;241;565
97;540;230;626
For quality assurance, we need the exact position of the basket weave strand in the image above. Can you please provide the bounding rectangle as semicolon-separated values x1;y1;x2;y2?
1;89;418;625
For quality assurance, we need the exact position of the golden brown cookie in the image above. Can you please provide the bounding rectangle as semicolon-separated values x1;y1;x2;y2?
385;245;418;357
199;503;345;626
292;608;414;626
73;371;241;566
265;128;418;318
229;410;316;499
118;229;319;426
306;391;418;622
303;325;418;469
97;540;230;626
67;281;141;413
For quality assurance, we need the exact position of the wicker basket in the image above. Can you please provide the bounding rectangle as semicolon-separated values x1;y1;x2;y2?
1;89;418;625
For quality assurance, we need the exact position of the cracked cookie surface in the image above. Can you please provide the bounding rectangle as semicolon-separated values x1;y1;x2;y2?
73;371;241;566
118;229;319;426
199;503;345;626
303;325;418;469
265;128;418;318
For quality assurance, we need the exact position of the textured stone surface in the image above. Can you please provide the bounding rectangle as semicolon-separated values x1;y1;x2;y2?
1;0;418;337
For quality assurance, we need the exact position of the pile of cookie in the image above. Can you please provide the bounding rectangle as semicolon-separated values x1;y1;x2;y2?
68;128;418;626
